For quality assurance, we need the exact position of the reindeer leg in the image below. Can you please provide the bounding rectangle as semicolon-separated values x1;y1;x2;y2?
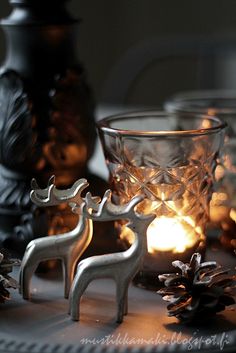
69;268;90;321
19;242;40;300
20;261;39;300
18;267;23;294
62;256;77;299
123;287;129;316
116;279;130;323
19;242;33;295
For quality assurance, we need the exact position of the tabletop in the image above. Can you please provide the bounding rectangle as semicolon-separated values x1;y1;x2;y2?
0;248;235;353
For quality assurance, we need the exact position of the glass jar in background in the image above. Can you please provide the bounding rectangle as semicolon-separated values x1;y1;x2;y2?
97;111;226;288
165;90;236;251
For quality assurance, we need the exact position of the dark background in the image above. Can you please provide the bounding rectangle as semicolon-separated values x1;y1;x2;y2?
1;0;236;107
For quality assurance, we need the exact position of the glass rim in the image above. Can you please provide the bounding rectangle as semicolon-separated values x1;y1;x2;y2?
165;89;236;115
97;110;227;137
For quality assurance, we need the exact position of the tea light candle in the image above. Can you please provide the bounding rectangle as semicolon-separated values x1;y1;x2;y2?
147;216;199;253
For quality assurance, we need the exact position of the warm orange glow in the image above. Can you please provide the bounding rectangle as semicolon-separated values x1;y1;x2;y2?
147;216;199;253
209;191;229;223
229;208;236;223
211;191;228;204
201;118;212;129
207;108;217;116
214;165;225;181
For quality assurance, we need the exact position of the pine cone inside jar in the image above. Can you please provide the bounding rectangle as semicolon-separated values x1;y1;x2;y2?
0;249;20;303
158;253;236;323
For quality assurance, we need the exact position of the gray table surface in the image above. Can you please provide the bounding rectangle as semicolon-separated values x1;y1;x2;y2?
0;248;235;353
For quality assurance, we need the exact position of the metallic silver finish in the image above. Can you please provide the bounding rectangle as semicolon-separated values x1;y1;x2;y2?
19;177;100;300
69;190;155;323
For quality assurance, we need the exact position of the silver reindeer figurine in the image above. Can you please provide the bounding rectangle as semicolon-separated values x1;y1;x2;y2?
69;190;155;323
19;176;99;300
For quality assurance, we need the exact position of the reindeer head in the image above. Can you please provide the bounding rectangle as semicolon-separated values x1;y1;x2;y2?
81;189;155;228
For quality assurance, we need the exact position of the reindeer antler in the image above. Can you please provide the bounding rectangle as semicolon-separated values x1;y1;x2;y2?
82;189;147;222
30;177;89;207
70;192;100;215
84;192;101;211
30;175;55;199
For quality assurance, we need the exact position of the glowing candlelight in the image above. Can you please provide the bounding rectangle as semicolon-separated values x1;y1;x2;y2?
147;216;200;253
209;191;229;224
120;214;202;255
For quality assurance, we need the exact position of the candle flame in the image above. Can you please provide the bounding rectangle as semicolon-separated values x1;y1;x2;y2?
147;216;199;253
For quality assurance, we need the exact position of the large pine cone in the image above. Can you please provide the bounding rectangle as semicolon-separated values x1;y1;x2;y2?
158;253;236;323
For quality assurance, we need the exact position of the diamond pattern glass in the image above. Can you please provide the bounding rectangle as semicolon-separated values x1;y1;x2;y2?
97;111;226;286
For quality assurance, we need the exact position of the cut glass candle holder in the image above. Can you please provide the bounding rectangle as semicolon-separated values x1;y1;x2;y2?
97;111;226;288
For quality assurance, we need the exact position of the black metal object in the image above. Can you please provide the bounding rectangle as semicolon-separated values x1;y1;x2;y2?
0;0;96;254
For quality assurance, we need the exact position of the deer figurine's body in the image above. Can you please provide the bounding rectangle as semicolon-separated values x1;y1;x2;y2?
69;190;155;323
19;177;99;300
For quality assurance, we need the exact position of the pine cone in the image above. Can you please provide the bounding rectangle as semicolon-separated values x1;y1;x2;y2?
158;253;236;323
0;249;20;303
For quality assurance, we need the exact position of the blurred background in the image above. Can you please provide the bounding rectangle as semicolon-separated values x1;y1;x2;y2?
1;0;236;108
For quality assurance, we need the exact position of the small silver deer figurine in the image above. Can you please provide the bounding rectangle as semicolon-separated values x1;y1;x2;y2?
19;176;99;300
69;190;155;323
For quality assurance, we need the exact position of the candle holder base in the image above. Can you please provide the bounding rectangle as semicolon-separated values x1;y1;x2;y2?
133;271;165;291
133;242;206;291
